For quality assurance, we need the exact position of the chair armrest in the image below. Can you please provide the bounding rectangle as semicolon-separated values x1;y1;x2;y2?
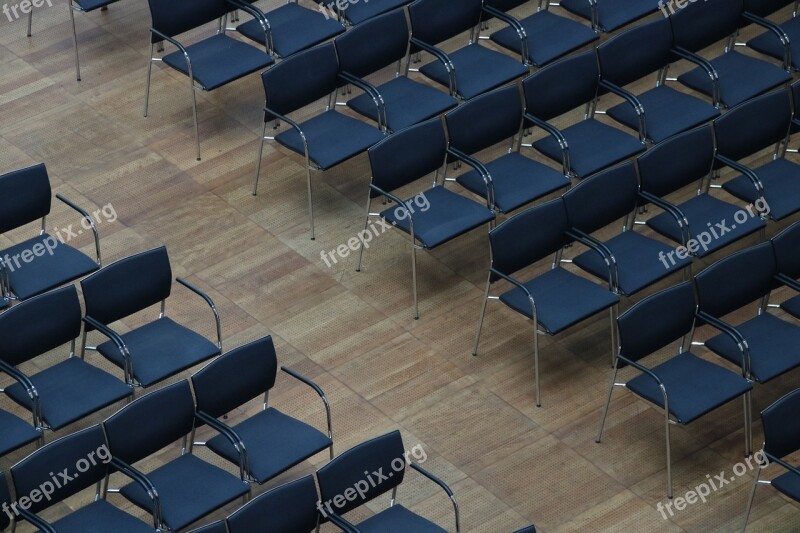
409;462;460;532
566;228;618;292
55;194;101;265
195;410;251;482
338;71;387;131
15;507;56;533
110;457;163;529
638;191;690;245
263;107;311;160
325;509;360;532
599;80;646;142
523;112;570;177
150;28;194;78
367;184;418;244
82;316;134;384
176;278;222;350
671;46;720;107
616;354;671;414
696;310;751;376
0;359;42;428
769;455;800;478
410;37;457;97
446;147;495;210
775;273;800;293
482;5;529;64
714;154;765;195
489;268;538;320
743;12;791;69
226;0;272;53
281;366;333;442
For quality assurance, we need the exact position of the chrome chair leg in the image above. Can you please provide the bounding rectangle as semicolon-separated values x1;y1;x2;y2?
472;273;492;356
189;81;200;160
355;196;371;272
305;165;315;240
596;361;619;443
665;411;673;499
252;122;268;195
144;44;154;117
533;326;541;407
744;391;753;456
609;305;618;366
69;2;81;81
741;464;761;532
27;6;33;36
411;243;419;320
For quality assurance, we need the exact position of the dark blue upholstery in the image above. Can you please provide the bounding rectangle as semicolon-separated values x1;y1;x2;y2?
783;295;800;319
237;2;344;58
49;500;155;533
148;0;229;40
0;163;51;234
748;16;800;69
355;504;447;533
772;221;800;279
723;159;800;221
560;0;658;32
335;0;411;25
188;521;228;533
487;3;598;67
0;410;39;457
0;473;10;531
227;475;319;533
762;388;800;459
73;0;118;11
771;470;800;502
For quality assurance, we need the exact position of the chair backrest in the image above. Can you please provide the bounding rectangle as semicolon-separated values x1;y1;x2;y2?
562;162;639;235
192;336;277;419
617;281;696;364
714;89;792;163
262;43;341;119
445;84;523;156
523;51;599;122
694;242;777;318
743;0;792;18
408;0;483;45
10;425;110;514
0;163;52;235
227;475;319;533
670;0;742;53
103;380;195;466
316;430;406;515
0;285;82;368
0;473;11;531
761;388;800;459
771;220;800;279
485;0;528;12
81;246;173;328
637;125;714;197
188;521;228;533
147;0;229;42
489;198;570;280
597;17;673;88
367;117;447;195
334;8;410;78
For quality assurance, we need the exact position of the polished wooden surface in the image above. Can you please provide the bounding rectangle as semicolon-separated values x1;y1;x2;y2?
1;2;799;531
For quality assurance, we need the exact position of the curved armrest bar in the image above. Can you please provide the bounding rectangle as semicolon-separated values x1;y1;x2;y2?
566;228;618;291
281;366;333;440
743;12;791;69
792;118;800;130
410;37;457;96
714;155;764;194
409;462;460;532
82;316;134;382
227;0;272;51
696;310;751;375
110;457;163;528
482;5;528;63
326;510;359;532
56;194;101;265
671;46;719;106
176;277;222;349
599;80;646;141
447;147;495;209
0;359;41;426
16;507;56;533
196;410;250;481
263;107;311;158
489;268;538;322
617;354;671;416
338;72;386;131
523;112;570;176
775;273;800;292
367;185;417;245
768;455;800;477
638;191;690;245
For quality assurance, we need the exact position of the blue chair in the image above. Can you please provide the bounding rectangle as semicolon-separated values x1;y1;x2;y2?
81;246;222;389
233;0;345;58
313;0;412;26
523;51;646;180
596;16;720;143
0;285;132;434
637;125;766;258
334;8;458;132
772;221;800;319
143;0;275;160
596;281;752;499
746;0;799;70
316;430;459;532
355;118;495;319
0;408;39;459
714;88;800;222
562;162;692;297
695;242;800;386
445;84;570;214
252;42;385;240
191;336;333;485
10;424;157;532
671;0;791;109
0;163;101;309
104;380;250;532
483;0;598;68
407;0;529;100
473;198;619;406
742;388;800;530
559;0;659;32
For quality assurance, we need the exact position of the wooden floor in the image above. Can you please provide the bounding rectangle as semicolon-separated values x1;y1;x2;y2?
1;2;800;531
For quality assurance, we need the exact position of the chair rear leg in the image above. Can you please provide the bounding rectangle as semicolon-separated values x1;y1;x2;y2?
305;164;315;240
68;2;81;81
355;196;372;271
189;81;201;160
533;326;542;407
27;6;33;36
741;465;761;532
144;43;154;117
744;391;753;456
595;362;619;443
665;412;673;499
472;273;492;356
252;122;268;195
410;243;419;320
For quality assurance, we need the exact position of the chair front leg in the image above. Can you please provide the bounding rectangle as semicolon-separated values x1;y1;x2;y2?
68;1;81;81
253;121;268;195
595;359;619;443
472;272;492;356
144;42;154;117
355;195;372;272
741;462;761;532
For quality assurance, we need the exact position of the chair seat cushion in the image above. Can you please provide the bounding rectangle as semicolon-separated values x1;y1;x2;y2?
782;294;800;319
706;313;800;383
0;409;39;456
379;186;495;249
162;34;274;91
74;0;118;12
355;504;447;533
677;51;791;108
573;230;691;296
747;17;800;70
722;158;800;221
490;10;598;67
343;0;411;25
237;3;344;58
6;357;132;430
607;85;719;143
275;110;385;169
456;152;569;213
206;407;332;484
626;352;751;424
120;454;249;532
419;43;528;100
646;194;765;257
96;317;220;388
772;468;800;502
498;267;619;335
348;76;457;132
1;234;98;301
559;0;657;31
50;499;153;533
532;119;644;178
